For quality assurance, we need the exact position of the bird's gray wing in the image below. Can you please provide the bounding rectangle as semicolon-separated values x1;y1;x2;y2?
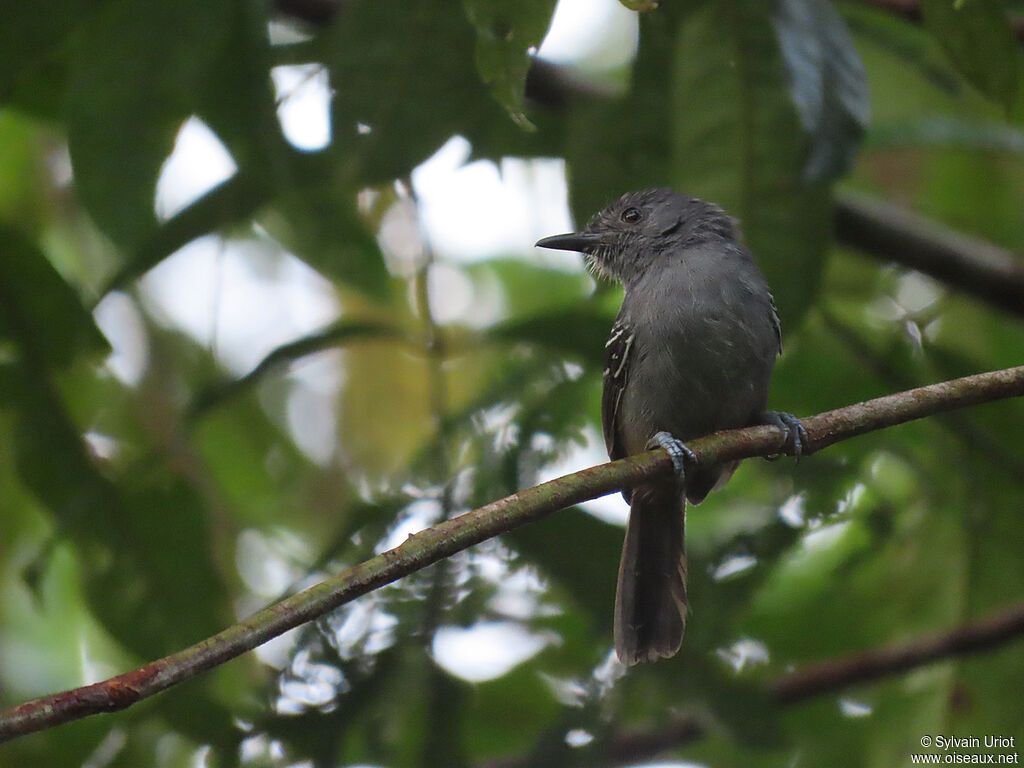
602;316;634;462
769;292;783;355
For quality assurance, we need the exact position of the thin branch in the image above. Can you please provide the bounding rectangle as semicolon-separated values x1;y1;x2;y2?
819;307;1024;480
842;0;1024;40
481;601;1024;768
770;601;1024;705
185;319;409;421
834;190;1024;318
2;365;1023;742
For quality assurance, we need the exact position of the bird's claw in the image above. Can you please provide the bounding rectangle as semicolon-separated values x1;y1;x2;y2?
762;411;807;460
647;431;696;489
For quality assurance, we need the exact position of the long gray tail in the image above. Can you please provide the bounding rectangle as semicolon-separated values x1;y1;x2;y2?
613;481;688;665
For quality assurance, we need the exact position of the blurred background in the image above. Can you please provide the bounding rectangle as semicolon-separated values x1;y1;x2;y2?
2;0;1024;765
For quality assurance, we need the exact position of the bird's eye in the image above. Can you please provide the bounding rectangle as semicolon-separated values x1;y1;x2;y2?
621;207;642;224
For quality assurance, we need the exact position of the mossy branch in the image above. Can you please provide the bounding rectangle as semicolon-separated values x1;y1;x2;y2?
2;365;1023;743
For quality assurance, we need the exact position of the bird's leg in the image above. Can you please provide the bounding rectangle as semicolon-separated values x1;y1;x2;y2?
761;411;808;459
647;431;697;492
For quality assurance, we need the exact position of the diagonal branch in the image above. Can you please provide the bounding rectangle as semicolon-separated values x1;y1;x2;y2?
843;0;1024;40
770;600;1024;705
185;319;409;421
834;190;1024;318
2;365;1023;743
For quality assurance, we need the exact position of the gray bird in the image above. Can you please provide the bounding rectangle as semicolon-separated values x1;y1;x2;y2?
537;188;804;665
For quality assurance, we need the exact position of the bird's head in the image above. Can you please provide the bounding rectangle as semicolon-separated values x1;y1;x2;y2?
536;188;735;284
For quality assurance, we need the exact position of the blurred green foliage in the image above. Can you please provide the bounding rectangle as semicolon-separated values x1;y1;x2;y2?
2;0;1024;766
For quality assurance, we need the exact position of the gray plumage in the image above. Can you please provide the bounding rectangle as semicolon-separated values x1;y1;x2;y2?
537;188;785;665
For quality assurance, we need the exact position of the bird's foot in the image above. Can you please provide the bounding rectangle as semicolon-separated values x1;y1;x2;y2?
762;411;808;460
647;431;696;490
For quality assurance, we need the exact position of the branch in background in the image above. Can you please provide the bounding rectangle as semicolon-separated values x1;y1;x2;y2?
834;190;1024;319
771;601;1024;704
844;0;1024;40
819;307;1024;481
2;365;1023;742
482;601;1024;768
186;319;409;422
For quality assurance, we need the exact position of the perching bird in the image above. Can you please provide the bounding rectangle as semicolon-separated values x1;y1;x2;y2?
537;188;804;665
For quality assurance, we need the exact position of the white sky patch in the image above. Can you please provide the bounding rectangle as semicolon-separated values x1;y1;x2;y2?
896;271;942;315
411;137;575;267
374;500;442;554
280;349;345;463
432;621;551;682
837;483;867;515
271;64;332;151
93;291;148;385
565;729;594;748
139;235;222;344
716;638;771;673
427;261;476;324
285;382;338;464
538;0;638;73
488;565;550;620
235;528;307;598
839;698;873;718
140;236;339;375
252;627;301;670
155;117;237;221
83;431;120;461
778;492;807;527
802;520;851;552
711;553;758;581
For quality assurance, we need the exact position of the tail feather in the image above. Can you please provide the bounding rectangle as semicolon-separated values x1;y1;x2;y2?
613;482;687;665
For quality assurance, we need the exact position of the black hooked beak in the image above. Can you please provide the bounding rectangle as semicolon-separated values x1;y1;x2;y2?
535;231;605;253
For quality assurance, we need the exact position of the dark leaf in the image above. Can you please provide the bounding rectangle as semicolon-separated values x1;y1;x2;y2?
100;172;268;296
487;306;612;365
66;0;233;250
921;0;1024;122
264;180;392;298
0;226;108;370
321;0;499;184
773;0;870;180
0;0;91;112
505;507;622;624
671;0;836;330
462;0;558;126
190;318;405;419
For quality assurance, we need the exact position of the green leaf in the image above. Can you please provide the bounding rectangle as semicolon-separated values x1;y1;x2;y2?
487;307;612;365
0;283;229;661
505;507;622;625
101;171;269;296
0;0;92;113
773;0;870;180
620;0;659;10
265;180;392;298
189;318;406;419
321;0;498;184
670;0;836;329
563;13;675;224
193;0;286;176
4;368;228;657
0;225;108;370
866;114;1024;154
462;0;557;126
66;0;233;250
921;0;1024;122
